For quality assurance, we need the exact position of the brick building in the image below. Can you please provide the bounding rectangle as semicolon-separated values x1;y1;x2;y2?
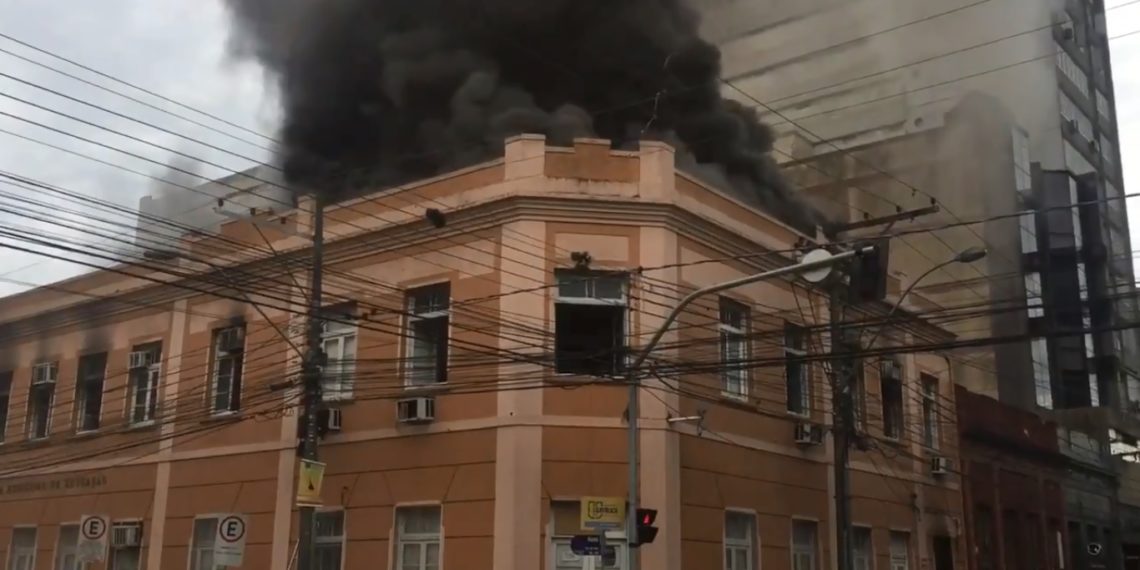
0;136;963;570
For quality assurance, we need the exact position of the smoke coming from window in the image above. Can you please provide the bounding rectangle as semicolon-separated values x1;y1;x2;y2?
221;0;816;227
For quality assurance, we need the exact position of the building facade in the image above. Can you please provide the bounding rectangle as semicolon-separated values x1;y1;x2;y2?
0;136;963;570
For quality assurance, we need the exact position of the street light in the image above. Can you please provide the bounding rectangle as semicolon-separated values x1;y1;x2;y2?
625;246;874;569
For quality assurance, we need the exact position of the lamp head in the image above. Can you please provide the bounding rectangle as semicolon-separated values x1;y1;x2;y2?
954;246;987;264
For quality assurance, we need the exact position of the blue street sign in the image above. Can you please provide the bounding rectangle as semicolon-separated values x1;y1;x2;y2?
570;535;615;558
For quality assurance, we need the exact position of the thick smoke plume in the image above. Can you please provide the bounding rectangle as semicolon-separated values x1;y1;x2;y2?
222;0;816;228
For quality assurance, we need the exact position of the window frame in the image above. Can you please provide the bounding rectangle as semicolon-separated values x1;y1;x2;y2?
920;373;940;450
791;518;818;570
320;306;359;402
394;505;443;570
209;326;245;415
553;271;629;377
74;353;107;433
0;371;10;443
889;530;911;570
315;509;346;570
879;359;904;440
784;322;810;416
188;516;218;570
55;524;79;570
718;298;751;400
126;345;161;426
27;362;58;440
9;526;38;570
724;510;757;570
852;526;873;570
404;283;451;387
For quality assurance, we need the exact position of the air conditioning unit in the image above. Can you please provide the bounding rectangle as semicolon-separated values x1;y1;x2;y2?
325;408;343;432
397;397;435;424
794;422;823;446
31;363;57;385
110;523;142;548
930;455;953;476
217;328;245;353
128;350;156;369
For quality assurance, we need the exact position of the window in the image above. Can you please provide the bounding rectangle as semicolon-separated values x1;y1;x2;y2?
976;508;996;570
1099;134;1115;170
1069;179;1083;249
1025;273;1044;318
791;520;817;570
1064;141;1094;175
1056;48;1089;96
921;374;939;449
1012;128;1032;194
1020;212;1038;254
9;527;36;570
852;359;867;429
852;527;872;570
785;323;809;415
74;353;106;432
554;272;627;376
1096;90;1111;121
56;525;78;570
0;371;11;442
27;362;57;439
315;511;345;570
321;308;358;401
405;284;450;386
719;299;750;398
127;344;161;425
880;359;904;440
725;511;756;570
396;506;441;570
109;522;140;570
1059;93;1094;140
210;326;245;413
190;517;217;570
550;501;627;570
1032;338;1054;409
889;531;910;570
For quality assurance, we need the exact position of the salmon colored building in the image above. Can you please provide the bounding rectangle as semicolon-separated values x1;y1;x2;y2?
0;136;964;570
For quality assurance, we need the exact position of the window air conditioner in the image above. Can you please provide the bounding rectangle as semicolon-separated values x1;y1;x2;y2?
128;350;156;370
110;523;142;548
794;422;823;446
325;408;343;432
397;397;435;424
31;363;57;385
930;455;953;476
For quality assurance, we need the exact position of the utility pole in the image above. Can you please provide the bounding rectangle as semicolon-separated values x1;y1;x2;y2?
830;282;854;570
624;248;863;570
297;195;325;570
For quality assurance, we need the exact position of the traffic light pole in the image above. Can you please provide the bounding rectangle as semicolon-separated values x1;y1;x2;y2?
624;248;865;569
297;195;325;570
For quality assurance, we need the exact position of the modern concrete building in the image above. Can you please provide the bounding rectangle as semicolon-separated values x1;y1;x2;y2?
0;137;963;570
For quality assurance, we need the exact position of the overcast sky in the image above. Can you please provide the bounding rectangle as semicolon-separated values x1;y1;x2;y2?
0;0;1137;297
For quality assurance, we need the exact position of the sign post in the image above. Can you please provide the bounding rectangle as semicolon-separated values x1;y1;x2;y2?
77;515;109;563
214;514;248;567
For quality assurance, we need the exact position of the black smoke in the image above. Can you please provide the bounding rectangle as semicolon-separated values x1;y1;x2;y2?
222;0;819;230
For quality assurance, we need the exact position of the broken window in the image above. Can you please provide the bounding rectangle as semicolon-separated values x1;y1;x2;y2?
880;358;904;440
27;361;57;439
74;353;107;432
554;271;627;376
719;298;750;398
210;326;245;413
406;283;450;386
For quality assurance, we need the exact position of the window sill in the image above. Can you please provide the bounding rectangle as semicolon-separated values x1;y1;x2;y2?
786;410;812;420
402;382;450;395
24;436;51;447
72;429;102;439
550;373;622;385
718;393;758;411
126;421;158;432
203;411;243;424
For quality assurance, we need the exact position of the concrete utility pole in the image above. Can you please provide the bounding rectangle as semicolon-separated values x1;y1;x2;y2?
297;195;326;570
830;282;855;570
625;247;866;570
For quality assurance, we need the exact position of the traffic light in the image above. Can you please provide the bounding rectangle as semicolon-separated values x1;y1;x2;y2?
634;508;658;546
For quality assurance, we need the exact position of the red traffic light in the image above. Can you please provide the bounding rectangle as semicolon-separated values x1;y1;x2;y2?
633;508;658;546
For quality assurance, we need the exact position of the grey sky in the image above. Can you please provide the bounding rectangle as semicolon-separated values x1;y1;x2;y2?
0;0;1137;297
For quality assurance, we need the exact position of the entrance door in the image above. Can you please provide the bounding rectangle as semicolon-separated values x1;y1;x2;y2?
932;535;954;570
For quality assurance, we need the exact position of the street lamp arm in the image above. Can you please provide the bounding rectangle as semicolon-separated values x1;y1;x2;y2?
630;246;873;371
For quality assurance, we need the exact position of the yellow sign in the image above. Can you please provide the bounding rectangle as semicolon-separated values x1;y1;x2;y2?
580;496;626;530
296;459;326;506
